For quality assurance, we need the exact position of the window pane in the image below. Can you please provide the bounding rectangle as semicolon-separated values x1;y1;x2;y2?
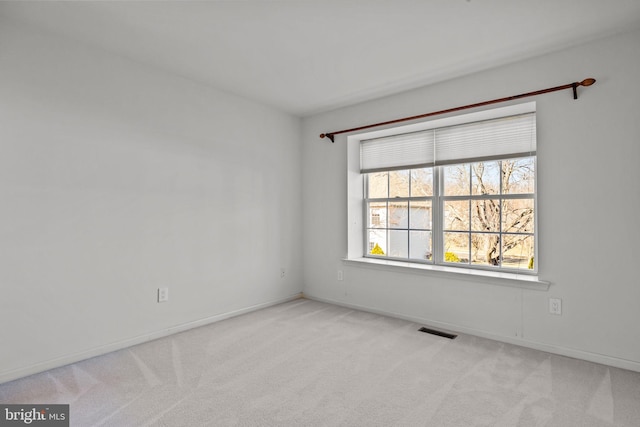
368;230;387;256
409;200;431;230
410;231;432;261
502;199;534;233
471;199;500;232
368;172;388;198
389;230;408;258
389;170;410;198
471;233;501;267
443;164;470;196
502;157;535;194
444;232;469;263
367;201;387;228
410;168;433;197
502;234;534;270
472;161;500;195
444;200;469;231
388;201;408;229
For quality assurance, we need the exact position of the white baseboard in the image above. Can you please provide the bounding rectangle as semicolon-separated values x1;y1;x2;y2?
304;294;640;373
0;292;304;385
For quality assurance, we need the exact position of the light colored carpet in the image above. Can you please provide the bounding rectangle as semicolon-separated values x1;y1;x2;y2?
1;298;639;426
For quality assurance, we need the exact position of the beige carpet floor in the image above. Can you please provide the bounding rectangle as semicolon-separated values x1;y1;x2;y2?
1;298;639;426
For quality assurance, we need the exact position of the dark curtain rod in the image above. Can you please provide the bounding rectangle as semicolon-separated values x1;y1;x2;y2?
319;77;596;142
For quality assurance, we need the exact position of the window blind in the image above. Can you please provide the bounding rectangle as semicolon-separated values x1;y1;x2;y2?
360;129;435;172
360;112;536;173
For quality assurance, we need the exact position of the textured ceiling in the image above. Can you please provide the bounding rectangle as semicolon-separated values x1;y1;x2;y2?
2;1;640;116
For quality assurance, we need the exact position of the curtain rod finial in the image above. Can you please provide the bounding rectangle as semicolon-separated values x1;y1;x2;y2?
573;78;596;99
580;78;596;87
320;133;335;142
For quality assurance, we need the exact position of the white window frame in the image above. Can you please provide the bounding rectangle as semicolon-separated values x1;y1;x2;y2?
346;102;548;287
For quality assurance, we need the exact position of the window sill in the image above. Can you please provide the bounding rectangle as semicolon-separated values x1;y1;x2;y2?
342;257;550;291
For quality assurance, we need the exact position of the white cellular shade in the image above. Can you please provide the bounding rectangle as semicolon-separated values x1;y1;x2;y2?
360;130;434;172
360;113;536;172
435;113;536;165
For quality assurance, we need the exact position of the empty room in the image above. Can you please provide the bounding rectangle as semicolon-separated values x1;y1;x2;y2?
1;1;639;426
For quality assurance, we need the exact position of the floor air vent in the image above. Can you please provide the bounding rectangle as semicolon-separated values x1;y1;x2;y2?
418;327;457;339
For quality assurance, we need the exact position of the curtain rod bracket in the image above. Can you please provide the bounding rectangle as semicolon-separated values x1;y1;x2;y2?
319;77;596;141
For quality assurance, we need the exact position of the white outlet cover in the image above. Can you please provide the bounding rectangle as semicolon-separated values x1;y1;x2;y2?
549;298;562;315
158;287;169;303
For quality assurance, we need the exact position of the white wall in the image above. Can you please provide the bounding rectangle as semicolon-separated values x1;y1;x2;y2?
302;28;640;371
0;20;302;382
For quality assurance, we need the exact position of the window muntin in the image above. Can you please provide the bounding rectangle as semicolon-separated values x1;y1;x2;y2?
365;167;434;262
440;158;535;271
365;157;536;272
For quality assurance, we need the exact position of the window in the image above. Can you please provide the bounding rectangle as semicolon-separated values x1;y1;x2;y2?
366;169;434;261
360;106;536;273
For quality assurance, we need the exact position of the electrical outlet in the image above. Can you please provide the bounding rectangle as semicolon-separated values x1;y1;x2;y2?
549;298;562;315
158;287;169;303
280;268;285;278
337;270;343;281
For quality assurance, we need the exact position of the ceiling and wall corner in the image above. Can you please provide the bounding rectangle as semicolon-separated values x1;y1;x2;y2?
1;1;640;116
